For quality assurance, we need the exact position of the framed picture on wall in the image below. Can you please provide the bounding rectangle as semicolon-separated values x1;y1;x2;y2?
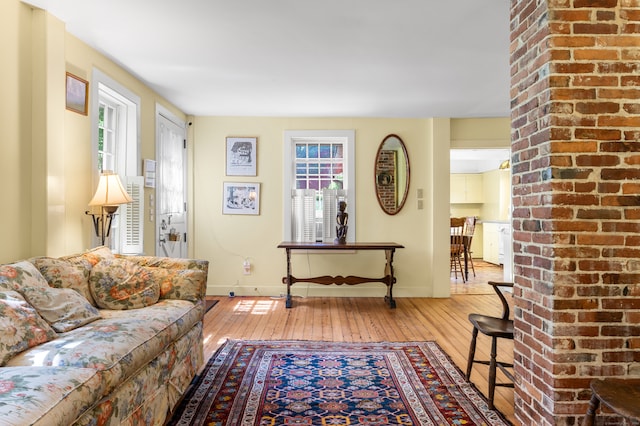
65;72;89;115
226;137;257;176
222;182;261;215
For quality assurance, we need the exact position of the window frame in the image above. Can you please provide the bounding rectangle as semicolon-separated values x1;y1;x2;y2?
90;69;141;253
283;130;356;243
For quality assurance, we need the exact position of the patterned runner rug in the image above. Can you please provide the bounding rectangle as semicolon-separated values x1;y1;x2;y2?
168;340;511;425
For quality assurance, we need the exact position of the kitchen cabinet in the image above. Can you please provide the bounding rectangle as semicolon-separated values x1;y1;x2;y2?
450;174;483;203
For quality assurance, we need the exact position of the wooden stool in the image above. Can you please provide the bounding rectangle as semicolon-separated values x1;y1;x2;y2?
583;378;640;426
465;281;514;409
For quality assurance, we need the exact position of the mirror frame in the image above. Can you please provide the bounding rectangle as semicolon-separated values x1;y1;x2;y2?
374;134;410;215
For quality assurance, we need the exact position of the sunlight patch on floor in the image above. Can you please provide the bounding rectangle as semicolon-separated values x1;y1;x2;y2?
233;298;279;315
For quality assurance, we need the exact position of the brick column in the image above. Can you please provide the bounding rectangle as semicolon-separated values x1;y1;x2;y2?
510;1;640;424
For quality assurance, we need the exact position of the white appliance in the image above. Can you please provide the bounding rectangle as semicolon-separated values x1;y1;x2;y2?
502;225;513;282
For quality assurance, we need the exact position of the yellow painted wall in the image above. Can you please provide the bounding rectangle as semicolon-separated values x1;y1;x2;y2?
0;0;185;262
191;117;444;298
1;0;34;262
63;32;186;256
2;0;510;301
450;117;511;147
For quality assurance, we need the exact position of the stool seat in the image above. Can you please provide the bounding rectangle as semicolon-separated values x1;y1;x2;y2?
583;378;640;425
468;313;514;339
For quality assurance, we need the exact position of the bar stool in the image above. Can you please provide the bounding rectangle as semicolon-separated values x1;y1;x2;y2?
582;378;640;426
465;280;514;409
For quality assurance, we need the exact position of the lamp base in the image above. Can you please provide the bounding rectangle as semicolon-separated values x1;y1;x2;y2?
86;206;120;246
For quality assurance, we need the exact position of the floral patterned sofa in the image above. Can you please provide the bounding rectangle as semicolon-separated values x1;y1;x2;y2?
0;246;209;425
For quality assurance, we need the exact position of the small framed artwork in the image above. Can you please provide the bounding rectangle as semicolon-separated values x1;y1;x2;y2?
223;182;261;215
65;72;89;115
226;137;257;176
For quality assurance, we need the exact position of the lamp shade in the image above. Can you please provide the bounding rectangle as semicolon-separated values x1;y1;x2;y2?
88;170;133;207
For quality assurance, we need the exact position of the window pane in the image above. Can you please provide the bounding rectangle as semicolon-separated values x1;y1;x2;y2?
320;163;331;175
308;144;318;158
98;128;104;151
98;105;104;126
333;144;343;158
319;144;331;158
296;145;306;159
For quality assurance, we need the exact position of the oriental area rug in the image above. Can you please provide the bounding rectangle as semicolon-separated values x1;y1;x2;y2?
168;340;511;426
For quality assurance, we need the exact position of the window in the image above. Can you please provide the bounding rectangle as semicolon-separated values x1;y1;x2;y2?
91;69;142;254
97;96;118;173
283;130;355;243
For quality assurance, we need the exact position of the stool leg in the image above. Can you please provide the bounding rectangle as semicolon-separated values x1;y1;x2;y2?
582;394;600;426
466;327;478;379
488;337;498;410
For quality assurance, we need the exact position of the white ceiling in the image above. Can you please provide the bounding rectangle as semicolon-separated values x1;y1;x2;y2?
450;149;510;174
25;0;511;118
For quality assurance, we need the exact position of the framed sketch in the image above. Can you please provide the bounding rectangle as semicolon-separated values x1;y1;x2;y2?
226;137;257;176
65;72;89;115
223;182;261;215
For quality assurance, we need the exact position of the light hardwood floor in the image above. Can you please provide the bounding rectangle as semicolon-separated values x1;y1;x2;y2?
202;291;516;424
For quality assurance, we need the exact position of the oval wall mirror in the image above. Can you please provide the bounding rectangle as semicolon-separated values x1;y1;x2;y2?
374;134;410;215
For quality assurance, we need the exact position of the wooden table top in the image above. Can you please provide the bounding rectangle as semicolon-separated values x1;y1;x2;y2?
278;242;404;250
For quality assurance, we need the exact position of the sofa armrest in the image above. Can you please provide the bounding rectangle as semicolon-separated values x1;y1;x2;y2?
115;255;209;303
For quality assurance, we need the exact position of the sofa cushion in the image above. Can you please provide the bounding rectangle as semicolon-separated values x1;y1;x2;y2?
0;261;50;291
30;257;96;306
60;245;115;268
0;290;58;366
139;267;207;302
89;258;160;310
20;287;102;333
0;366;104;426
6;299;202;397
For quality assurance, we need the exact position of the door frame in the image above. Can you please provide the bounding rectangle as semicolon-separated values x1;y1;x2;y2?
155;104;188;257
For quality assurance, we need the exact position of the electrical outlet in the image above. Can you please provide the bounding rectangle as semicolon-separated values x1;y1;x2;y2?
243;260;251;275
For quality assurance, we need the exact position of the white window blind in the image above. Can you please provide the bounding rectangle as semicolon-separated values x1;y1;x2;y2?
119;176;144;254
322;189;347;243
291;189;317;242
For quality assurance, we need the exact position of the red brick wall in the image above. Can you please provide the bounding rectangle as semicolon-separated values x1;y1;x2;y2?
510;1;640;424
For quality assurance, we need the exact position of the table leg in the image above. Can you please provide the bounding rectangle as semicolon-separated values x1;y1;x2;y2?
285;248;292;308
384;249;397;309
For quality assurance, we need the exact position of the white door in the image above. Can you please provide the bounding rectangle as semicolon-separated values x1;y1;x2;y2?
156;112;187;258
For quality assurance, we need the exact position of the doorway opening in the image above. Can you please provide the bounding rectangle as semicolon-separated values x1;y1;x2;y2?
449;149;511;294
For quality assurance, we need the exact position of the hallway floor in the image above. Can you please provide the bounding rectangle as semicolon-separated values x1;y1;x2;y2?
450;259;505;294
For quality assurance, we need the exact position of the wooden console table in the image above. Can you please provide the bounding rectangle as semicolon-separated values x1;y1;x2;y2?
277;242;404;308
